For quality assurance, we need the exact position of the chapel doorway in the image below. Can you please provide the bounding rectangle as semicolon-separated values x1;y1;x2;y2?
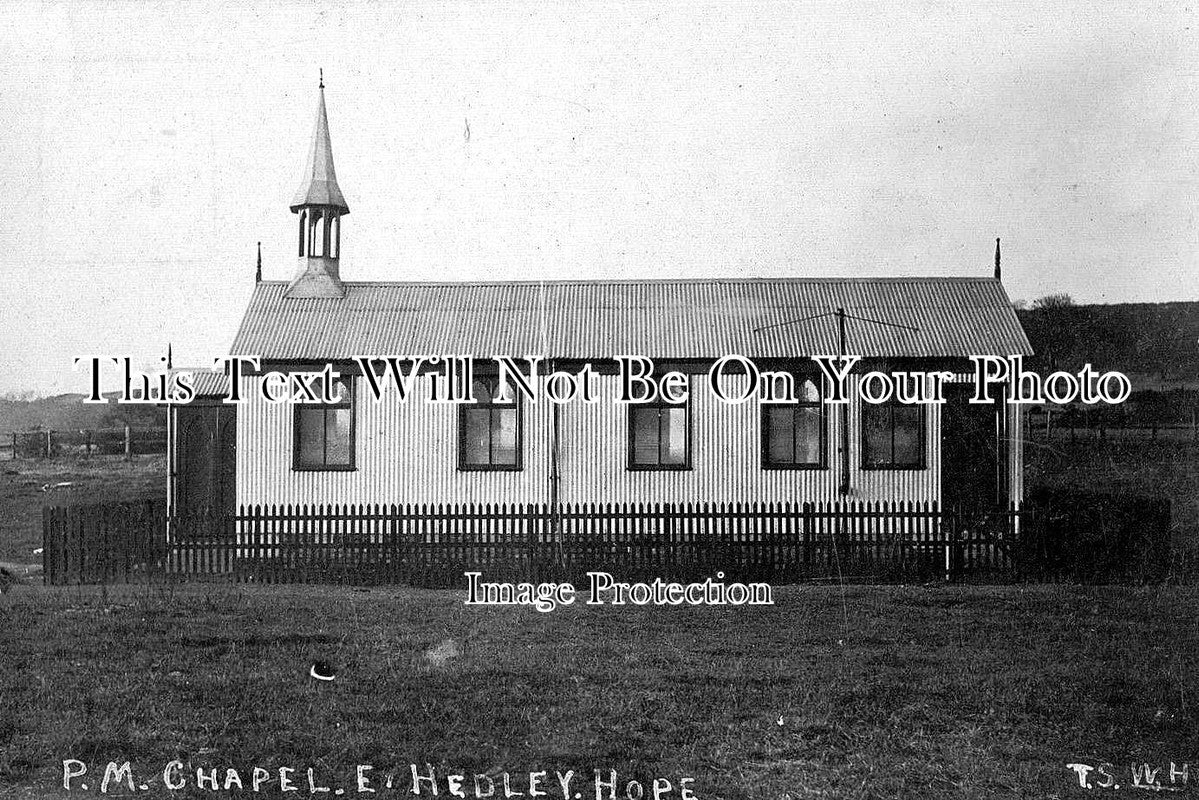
940;384;1006;509
173;405;237;533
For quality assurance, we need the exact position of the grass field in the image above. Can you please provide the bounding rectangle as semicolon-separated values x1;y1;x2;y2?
0;456;165;564
3;583;1199;799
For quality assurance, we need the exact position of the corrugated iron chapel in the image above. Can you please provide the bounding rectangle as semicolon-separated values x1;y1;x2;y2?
168;83;1032;521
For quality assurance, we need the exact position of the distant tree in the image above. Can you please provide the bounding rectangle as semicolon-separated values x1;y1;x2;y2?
0;390;41;402
1017;300;1199;384
1010;298;1028;310
1032;293;1075;310
1026;294;1079;370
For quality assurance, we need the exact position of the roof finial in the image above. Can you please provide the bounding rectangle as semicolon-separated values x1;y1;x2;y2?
319;68;324;89
256;241;262;283
994;237;1002;282
167;343;173;370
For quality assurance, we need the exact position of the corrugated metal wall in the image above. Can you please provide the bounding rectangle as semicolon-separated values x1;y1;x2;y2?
232;371;1018;508
554;374;940;504
236;374;551;507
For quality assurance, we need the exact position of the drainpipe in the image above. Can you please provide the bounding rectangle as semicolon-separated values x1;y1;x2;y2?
549;359;563;565
837;307;850;495
166;404;173;514
548;357;561;510
551;401;561;510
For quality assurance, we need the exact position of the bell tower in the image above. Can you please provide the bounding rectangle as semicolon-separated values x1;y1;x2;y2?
286;73;350;298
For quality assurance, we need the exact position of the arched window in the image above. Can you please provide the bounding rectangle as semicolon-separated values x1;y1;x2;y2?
298;210;307;256
329;215;339;258
312;213;326;257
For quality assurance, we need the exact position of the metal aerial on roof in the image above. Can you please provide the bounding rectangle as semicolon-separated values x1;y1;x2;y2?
290;70;350;215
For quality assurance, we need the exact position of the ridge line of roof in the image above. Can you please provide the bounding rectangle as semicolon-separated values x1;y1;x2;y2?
254;276;1002;288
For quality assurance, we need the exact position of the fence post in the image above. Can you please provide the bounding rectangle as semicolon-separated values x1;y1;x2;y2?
42;506;52;584
526;503;537;582
124;424;132;461
44;430;51;459
1009;501;1019;581
945;504;955;583
149;498;161;584
801;502;811;567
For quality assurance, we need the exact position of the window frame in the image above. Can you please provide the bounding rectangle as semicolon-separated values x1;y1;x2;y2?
860;399;927;471
292;375;356;472
626;390;692;472
457;374;524;472
760;375;827;471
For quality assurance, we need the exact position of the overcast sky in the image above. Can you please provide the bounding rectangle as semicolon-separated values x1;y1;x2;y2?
1;1;1196;395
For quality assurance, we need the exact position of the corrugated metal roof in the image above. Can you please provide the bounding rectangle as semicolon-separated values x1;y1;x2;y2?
230;277;1033;360
169;368;228;397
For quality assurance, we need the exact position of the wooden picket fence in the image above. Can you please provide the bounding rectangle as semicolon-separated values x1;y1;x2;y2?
44;500;1030;586
42;500;166;585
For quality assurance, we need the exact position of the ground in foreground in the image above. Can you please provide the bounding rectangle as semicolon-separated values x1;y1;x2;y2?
2;583;1197;799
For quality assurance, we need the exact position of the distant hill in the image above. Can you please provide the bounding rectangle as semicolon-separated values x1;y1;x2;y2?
1017;301;1199;387
0;393;164;434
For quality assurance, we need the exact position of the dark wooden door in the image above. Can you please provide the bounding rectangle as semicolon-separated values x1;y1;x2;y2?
216;414;237;517
177;413;212;518
174;406;236;527
941;385;1004;509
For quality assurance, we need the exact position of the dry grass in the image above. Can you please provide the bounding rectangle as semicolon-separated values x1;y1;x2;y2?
3;583;1198;799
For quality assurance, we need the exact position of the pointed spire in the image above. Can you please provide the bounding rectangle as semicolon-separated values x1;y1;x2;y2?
167;343;173;370
994;237;1002;281
255;241;262;282
290;75;349;214
286;76;348;299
